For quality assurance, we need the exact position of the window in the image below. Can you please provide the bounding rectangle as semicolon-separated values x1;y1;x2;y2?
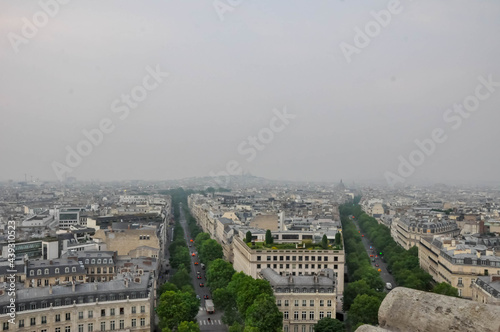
88;324;93;332
141;305;145;313
56;314;61;322
42;316;47;324
257;256;261;261
97;259;101;264
132;319;137;327
318;256;322;261
45;279;49;286
319;311;324;319
305;264;309;269
100;322;105;332
324;256;328;261
284;311;289;319
294;311;299;320
66;313;71;321
302;300;307;306
31;318;36;326
310;300;314;306
119;320;124;329
285;300;289;307
140;318;145;327
471;278;475;285
320;300;324;307
257;264;261;269
78;312;83;319
30;270;34;276
65;267;69;273
2;322;8;331
72;267;76;272
101;309;105;317
65;327;71;332
37;269;42;275
277;300;281;306
458;278;463;286
19;320;24;328
45;268;49;274
295;300;299;307
85;259;89;264
110;321;115;330
311;264;315;269
110;308;115;316
302;311;306;320
55;268;60;274
91;259;95;264
309;311;314;320
334;264;338;270
79;325;84;332
131;306;136;314
327;312;332;318
88;311;93;318
120;307;124;315
56;328;60;332
284;326;289;332
327;300;332;307
334;256;338;261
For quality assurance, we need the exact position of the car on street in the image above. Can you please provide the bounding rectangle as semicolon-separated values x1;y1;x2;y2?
199;283;204;287
192;253;195;256
197;275;202;279
375;263;379;267
194;262;198;265
204;295;209;299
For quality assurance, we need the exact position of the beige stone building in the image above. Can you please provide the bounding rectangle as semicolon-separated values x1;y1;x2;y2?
233;237;345;295
471;275;500;306
0;273;153;332
419;235;500;299
259;268;337;332
392;218;460;250
93;227;159;257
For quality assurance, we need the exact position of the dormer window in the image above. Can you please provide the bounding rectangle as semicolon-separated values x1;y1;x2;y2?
65;267;69;273
37;269;42;275
97;259;101;264
45;269;49;275
103;259;107;264
85;259;89;264
55;268;59;274
72;267;76;272
91;259;95;264
30;270;34;276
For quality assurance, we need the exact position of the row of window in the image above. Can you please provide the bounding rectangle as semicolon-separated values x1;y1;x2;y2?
277;300;333;307
257;263;338;270
257;255;339;262
29;267;78;276
79;258;114;265
282;311;332;320
7;307;146;330
284;325;315;332
87;267;114;274
6;296;147;313
3;318;146;331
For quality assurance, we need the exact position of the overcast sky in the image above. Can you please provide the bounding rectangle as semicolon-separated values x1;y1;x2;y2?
1;0;499;185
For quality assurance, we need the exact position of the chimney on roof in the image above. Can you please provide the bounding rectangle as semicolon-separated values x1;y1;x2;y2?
72;281;75;292
49;284;53;295
94;282;97;291
124;278;129;288
314;273;318;283
477;251;481;258
49;260;53;265
288;275;293;283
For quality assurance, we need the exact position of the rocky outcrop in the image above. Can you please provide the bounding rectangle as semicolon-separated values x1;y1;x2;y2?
356;287;500;332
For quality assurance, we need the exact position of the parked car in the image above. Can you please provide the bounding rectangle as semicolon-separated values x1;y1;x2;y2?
199;283;204;287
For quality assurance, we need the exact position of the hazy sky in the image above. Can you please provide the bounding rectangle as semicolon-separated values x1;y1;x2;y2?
1;0;499;185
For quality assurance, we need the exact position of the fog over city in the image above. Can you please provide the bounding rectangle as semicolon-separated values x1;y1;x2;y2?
1;0;499;185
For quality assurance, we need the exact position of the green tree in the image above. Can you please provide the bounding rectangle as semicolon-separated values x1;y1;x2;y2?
229;323;244;332
348;294;382;327
170;246;191;272
177;321;200;332
170;268;192;290
244;294;283;332
158;282;178;298
246;231;252;243
343;279;380;311
335;232;342;248
432;282;460;297
195;232;211;249
157;291;199;330
206;259;235;290
199;239;223;264
321;234;328;249
314;317;345;332
265;230;273;245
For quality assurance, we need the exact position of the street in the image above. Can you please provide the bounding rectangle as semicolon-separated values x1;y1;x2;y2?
351;216;396;292
178;204;228;332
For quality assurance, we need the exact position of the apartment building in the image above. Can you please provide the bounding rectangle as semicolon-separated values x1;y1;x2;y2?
233;237;345;295
259;268;337;332
0;273;153;332
392;218;460;250
471;275;500;306
419;235;500;299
